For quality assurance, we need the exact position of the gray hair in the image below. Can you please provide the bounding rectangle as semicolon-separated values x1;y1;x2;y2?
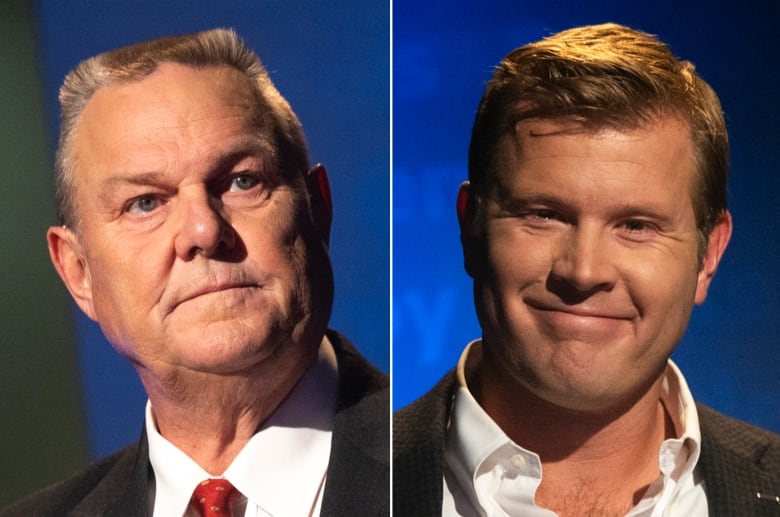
56;28;310;227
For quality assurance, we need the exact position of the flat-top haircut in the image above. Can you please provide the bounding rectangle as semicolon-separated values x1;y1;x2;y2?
468;23;728;252
56;28;309;228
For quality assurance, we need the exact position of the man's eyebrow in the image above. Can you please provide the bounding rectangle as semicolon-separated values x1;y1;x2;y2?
101;172;166;187
491;192;567;213
491;190;676;222
95;172;168;207
214;137;276;164
98;138;276;189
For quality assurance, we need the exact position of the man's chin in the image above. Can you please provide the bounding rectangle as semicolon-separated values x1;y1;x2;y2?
167;321;287;362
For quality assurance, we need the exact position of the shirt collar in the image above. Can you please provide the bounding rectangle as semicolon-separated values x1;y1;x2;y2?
450;340;521;476
446;339;702;516
147;336;338;517
146;403;212;517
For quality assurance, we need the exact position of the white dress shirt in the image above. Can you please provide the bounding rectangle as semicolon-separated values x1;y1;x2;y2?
442;340;709;516
147;337;339;517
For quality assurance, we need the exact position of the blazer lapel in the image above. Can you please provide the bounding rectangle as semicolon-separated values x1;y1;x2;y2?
71;429;151;517
697;404;780;516
320;331;389;517
393;371;456;517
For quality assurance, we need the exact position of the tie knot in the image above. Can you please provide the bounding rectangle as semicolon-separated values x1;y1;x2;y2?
191;478;237;517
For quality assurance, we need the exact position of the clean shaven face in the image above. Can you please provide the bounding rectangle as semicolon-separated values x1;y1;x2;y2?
55;63;331;380
468;116;728;413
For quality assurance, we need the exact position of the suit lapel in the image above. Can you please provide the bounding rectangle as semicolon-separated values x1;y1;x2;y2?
697;404;780;516
320;331;389;517
393;371;456;517
71;429;151;517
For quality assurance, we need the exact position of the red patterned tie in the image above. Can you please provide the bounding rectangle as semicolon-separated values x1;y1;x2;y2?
191;478;238;517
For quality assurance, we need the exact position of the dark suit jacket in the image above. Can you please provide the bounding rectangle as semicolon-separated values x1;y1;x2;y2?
394;371;780;517
2;331;389;517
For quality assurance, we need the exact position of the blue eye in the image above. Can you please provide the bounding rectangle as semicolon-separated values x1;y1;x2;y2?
128;195;159;213
229;174;260;192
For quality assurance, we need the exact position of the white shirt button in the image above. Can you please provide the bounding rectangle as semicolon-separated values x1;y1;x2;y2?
510;454;526;469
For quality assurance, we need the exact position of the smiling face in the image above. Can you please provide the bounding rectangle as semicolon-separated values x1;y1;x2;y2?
48;63;333;381
461;116;730;413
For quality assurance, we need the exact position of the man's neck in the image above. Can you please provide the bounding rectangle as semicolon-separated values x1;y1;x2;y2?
472;351;674;516
139;348;318;475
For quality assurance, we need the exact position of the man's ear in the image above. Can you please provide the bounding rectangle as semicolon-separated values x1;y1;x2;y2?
694;211;733;305
47;226;97;321
305;163;332;247
457;181;480;278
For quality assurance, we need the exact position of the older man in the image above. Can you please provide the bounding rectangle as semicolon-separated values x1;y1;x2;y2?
2;29;387;517
394;23;780;516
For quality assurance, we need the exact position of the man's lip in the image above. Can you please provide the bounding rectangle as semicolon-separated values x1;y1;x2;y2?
526;301;635;320
176;283;258;306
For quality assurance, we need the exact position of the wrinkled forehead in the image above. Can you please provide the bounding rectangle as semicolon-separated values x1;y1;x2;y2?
70;65;295;194
75;64;284;168
93;63;274;135
83;64;271;138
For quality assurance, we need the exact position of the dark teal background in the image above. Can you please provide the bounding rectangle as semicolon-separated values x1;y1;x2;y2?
393;0;780;436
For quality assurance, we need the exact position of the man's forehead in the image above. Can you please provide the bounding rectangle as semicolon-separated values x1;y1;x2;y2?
74;63;270;147
497;115;694;161
85;62;259;115
488;115;697;190
70;63;277;182
510;114;690;138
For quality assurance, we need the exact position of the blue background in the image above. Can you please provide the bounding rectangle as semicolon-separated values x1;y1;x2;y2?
7;0;780;482
393;0;780;434
33;0;389;459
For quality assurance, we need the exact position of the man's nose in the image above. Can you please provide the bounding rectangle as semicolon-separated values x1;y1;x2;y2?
549;224;615;295
173;189;236;260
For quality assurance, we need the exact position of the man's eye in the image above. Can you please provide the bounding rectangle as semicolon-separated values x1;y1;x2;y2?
228;174;261;192
127;195;159;214
623;220;648;232
531;209;560;221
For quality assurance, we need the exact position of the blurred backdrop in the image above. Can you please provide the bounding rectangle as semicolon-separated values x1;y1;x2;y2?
1;0;388;505
393;0;780;438
2;0;779;508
